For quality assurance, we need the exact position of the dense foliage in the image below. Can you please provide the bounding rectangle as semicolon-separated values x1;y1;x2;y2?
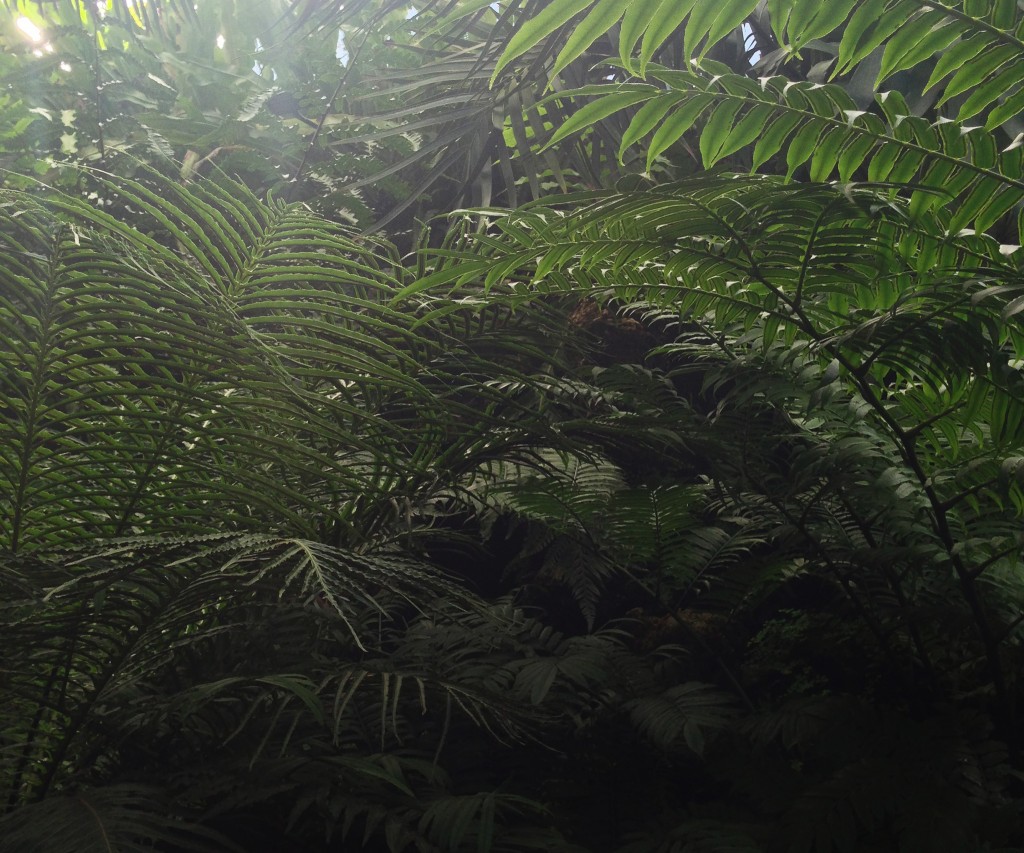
3;0;1024;850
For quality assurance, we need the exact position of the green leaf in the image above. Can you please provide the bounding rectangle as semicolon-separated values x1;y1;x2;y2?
837;132;878;180
699;100;744;167
552;0;628;79
993;0;1018;28
646;93;716;169
876;11;956;87
985;85;1024;130
751;109;804;170
492;0;595;84
834;0;904;75
712;104;777;164
958;62;1024;122
938;45;1017;107
618;92;687;162
925;34;990;94
1001;293;1024;320
810;127;849;181
976;186;1021;232
701;0;762;56
255;675;326;725
684;0;760;62
786;120;825;178
541;88;656;150
785;0;860;49
619;0;678;72
638;0;700;75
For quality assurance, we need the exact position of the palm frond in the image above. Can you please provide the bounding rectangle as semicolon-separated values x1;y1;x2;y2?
541;66;1024;235
486;0;1024;126
0;168;581;549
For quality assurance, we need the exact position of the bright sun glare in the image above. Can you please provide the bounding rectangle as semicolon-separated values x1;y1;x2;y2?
15;17;42;42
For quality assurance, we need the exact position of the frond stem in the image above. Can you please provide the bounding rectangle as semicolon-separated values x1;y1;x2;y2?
921;0;1024;55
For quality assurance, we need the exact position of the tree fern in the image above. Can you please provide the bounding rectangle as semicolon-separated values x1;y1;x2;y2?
415;173;1024;750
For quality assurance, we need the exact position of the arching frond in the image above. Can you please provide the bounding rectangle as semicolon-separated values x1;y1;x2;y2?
488;0;1024;124
542;66;1024;235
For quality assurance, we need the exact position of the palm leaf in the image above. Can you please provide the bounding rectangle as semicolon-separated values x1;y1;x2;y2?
540;65;1024;235
0;169;578;549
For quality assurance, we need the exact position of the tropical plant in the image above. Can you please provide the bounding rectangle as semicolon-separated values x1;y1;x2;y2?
4;0;1024;851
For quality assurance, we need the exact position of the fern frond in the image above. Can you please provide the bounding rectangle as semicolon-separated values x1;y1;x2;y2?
543;67;1024;235
492;0;1024;130
626;681;739;756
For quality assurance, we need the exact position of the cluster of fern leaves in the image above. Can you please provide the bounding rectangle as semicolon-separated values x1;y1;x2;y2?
4;0;1024;851
2;166;1022;851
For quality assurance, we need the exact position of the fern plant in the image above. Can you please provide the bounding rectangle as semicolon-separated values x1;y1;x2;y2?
0;168;602;850
406;170;1024;845
6;0;1024;850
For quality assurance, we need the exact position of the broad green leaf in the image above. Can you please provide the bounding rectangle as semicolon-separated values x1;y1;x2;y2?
646;93;716;170
993;0;1018;28
837;132;879;180
786;0;860;49
957;63;1024;121
867;135;902;181
541;89;656;150
619;0;676;72
975;186;1022;233
917;160;954;216
685;0;760;62
950;176;1010;230
619;92;686;162
938;45;1017;107
985;85;1024;130
885;148;927;185
701;0;762;57
767;0;793;41
876;10;954;87
638;0;700;76
751;110;804;170
967;127;999;169
1003;293;1024;320
703;103;775;167
552;0;628;79
491;0;595;84
785;120;825;178
877;89;912;126
835;0;915;76
699;100;744;167
925;34;990;94
809;127;849;181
